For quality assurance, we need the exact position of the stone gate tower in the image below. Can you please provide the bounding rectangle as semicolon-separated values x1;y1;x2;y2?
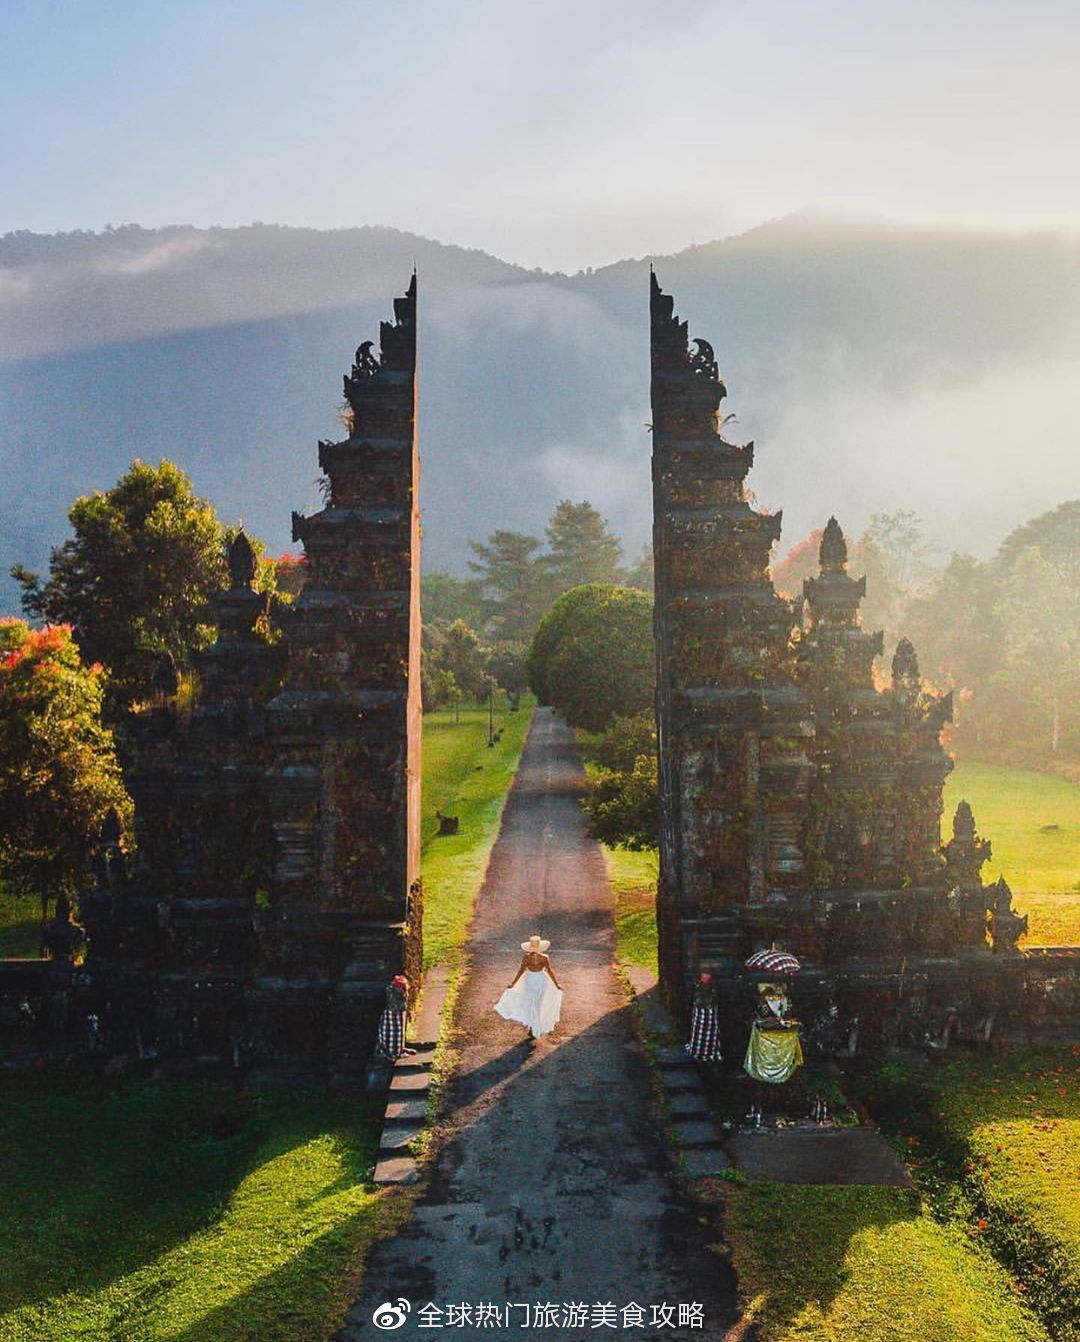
650;271;810;1006
648;273;1039;1054
257;275;423;1081
64;278;424;1082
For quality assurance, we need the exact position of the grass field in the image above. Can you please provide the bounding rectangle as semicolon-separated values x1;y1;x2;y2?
601;845;659;976
0;1078;411;1342
0;890;39;958
723;1183;1050;1342
862;1049;1080;1342
945;763;1080;946
420;697;534;970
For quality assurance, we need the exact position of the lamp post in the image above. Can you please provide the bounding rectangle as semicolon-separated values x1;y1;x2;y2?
487;678;495;747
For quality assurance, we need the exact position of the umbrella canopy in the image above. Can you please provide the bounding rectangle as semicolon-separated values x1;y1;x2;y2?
745;948;802;975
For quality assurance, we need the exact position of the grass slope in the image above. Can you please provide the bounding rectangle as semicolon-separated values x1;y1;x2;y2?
420;698;534;971
725;1184;1049;1342
945;763;1080;945
0;1079;410;1342
864;1049;1080;1342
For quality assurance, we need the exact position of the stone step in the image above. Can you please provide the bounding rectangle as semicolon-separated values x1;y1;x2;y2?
658;1074;700;1089
378;1120;424;1152
384;1094;429;1121
672;1117;724;1149
389;1062;432;1084
369;962;451;1186
667;1091;711;1119
372;1153;421;1185
683;1146;733;1178
655;1045;696;1067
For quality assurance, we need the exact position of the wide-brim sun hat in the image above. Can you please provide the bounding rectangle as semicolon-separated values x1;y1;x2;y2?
521;935;551;953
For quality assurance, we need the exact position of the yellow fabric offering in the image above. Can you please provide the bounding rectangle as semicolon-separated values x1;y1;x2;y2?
743;1020;804;1083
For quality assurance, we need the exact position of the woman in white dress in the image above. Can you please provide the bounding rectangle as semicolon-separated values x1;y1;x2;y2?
494;934;563;1039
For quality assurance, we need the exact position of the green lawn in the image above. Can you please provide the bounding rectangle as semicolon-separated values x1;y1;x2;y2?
420;697;534;971
862;1049;1080;1342
717;1050;1080;1342
601;845;659;977
724;1183;1049;1342
0;890;40;959
0;1078;411;1342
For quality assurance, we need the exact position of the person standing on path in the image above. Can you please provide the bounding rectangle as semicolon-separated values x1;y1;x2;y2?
494;934;563;1040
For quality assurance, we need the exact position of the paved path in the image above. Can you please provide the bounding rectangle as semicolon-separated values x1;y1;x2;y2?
341;709;742;1341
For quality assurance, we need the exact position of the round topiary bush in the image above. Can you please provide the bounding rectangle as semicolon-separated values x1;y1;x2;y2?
526;583;654;732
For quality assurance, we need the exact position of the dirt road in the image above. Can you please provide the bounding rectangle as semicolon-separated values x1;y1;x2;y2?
341;708;741;1340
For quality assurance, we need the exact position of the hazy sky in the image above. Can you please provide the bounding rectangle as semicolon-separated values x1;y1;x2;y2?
3;0;1079;271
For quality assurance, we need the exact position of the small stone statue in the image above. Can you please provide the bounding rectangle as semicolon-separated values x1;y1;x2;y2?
40;891;80;962
987;877;1028;953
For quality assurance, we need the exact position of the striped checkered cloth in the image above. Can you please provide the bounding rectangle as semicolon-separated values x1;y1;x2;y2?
376;1009;406;1060
686;1006;723;1062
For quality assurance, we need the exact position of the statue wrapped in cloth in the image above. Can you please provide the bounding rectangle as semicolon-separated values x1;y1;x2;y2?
685;972;723;1062
743;982;804;1084
376;975;415;1061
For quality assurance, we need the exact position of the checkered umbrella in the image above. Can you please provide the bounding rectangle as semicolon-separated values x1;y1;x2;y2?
744;948;802;975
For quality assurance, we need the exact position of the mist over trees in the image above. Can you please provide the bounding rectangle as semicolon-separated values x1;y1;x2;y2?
4;216;1079;618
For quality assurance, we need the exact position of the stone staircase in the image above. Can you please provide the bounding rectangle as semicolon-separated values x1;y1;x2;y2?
372;1042;437;1184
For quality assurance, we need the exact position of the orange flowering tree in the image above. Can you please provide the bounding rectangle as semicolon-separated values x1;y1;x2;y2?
0;619;130;922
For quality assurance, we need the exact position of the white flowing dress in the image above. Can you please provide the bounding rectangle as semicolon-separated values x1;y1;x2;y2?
494;968;563;1036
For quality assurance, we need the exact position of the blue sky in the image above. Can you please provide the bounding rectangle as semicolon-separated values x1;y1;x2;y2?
3;0;1079;270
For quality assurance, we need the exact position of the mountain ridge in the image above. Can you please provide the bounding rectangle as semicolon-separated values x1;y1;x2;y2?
3;215;1079;609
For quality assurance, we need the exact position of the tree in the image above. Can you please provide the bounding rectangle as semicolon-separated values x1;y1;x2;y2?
527;584;654;733
273;552;307;599
580;710;659;849
467;530;546;641
543;500;624;593
993;547;1080;754
861;509;936;590
585;751;659;850
11;460;268;710
0;620;131;924
772;528;827;600
421;571;489;630
486;640;528;697
437;619;490;702
995;500;1080;587
421;654;460;714
901;554;1000;689
622;544;655;593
